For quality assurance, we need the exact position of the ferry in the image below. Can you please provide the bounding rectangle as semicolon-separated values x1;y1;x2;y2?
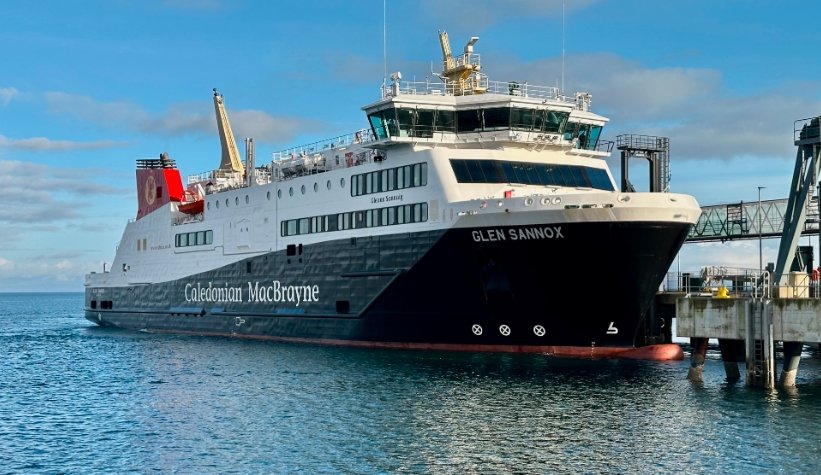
84;32;701;360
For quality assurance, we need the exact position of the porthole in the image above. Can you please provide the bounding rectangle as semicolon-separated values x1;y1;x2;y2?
278;189;282;199
289;187;294;196
301;184;306;195
326;180;331;190
215;200;220;209
207;201;211;210
245;195;250;204
540;197;550;206
314;182;319;192
340;178;346;188
524;197;534;206
225;198;229;207
552;197;562;205
266;191;271;200
235;196;239;206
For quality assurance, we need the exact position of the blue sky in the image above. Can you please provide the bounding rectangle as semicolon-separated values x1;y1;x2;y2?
2;0;821;291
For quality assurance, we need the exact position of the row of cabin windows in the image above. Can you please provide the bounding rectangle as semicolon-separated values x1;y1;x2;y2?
281;202;429;237
90;300;113;309
368;106;603;151
351;162;427;197
175;230;214;247
450;159;615;191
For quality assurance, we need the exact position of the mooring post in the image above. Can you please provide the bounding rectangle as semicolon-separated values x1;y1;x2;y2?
779;341;804;388
688;337;709;382
718;339;743;381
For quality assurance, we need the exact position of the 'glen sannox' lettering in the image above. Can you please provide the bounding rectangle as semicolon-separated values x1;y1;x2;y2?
471;226;564;242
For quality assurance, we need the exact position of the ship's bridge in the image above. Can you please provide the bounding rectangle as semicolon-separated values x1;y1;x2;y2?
362;75;611;155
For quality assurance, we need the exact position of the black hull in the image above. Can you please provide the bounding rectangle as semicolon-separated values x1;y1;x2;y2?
85;221;690;356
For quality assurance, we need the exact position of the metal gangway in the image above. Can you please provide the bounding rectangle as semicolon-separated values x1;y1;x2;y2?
686;197;820;242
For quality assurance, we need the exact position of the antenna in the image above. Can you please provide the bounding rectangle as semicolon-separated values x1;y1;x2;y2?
383;0;387;86
561;0;565;96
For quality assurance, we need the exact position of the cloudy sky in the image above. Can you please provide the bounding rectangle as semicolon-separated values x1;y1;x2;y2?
1;0;821;291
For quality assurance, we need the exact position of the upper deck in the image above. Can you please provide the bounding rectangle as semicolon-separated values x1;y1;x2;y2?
186;32;614;195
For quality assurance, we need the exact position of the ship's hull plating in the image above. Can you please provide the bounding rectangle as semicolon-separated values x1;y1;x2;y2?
85;221;690;358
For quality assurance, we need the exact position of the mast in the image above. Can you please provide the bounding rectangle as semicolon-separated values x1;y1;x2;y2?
212;88;244;175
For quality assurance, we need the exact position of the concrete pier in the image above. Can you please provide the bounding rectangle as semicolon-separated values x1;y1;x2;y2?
688;337;709;382
677;297;821;388
780;341;804;388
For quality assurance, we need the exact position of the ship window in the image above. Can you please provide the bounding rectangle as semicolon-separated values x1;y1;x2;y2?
301;184;306;195
449;159;614;191
564;122;602;150
369;109;394;139
91;300;97;309
451;159;470;182
480;160;499;183
266;191;271;200
289;187;294;196
278;189;282;199
435;110;455;132
206;230;213;244
412;163;422;186
396;108;413;137
196;231;205;245
381;170;388;192
415;109;435;138
327;180;332;190
225;198;229;207
235;196;240;206
544;110;569;134
246;195;250;204
215;200;219;209
313;182;318;193
511;108;535;131
179;233;188;246
465;160;485;182
340;178;345;188
457;109;481;133
207;201;211;210
483;107;510;131
298;218;309;234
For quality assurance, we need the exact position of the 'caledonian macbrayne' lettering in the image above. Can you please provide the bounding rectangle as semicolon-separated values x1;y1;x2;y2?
184;281;319;306
471;226;564;242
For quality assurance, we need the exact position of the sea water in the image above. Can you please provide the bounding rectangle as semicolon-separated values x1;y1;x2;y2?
1;292;820;473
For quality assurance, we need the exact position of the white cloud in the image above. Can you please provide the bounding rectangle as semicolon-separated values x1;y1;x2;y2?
0;135;121;151
0;160;127;223
0;87;19;105
489;52;821;162
42;91;310;143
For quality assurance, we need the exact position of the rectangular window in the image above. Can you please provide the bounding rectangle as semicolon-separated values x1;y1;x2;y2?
205;230;213;244
483;107;509;131
457;109;481;133
436;110;455;132
449;159;614;191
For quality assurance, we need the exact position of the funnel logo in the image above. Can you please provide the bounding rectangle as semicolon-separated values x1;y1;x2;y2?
144;174;157;205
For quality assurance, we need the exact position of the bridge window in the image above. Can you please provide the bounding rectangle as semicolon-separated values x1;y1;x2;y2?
483;107;510;131
565;122;603;150
457;109;482;133
436;110;455;132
